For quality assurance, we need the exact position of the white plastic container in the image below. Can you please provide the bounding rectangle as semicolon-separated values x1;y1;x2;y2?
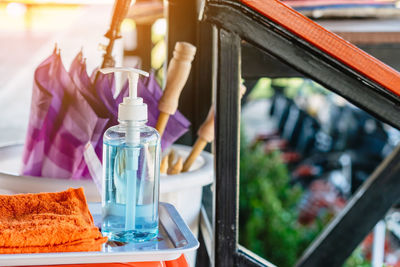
0;143;213;266
160;144;213;266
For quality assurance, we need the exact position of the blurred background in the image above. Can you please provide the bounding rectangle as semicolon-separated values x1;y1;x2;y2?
2;0;400;266
233;0;400;267
0;0;166;146
240;77;400;267
237;1;400;266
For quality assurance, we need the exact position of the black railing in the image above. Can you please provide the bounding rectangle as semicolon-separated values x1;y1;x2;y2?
199;0;400;266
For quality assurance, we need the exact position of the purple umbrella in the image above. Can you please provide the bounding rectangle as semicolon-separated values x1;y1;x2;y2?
69;55;110;141
22;49;190;180
23;49;101;179
69;53;109;178
22;49;63;177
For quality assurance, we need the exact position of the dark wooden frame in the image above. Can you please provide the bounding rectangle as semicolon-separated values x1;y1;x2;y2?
167;0;213;145
201;0;400;266
214;27;241;267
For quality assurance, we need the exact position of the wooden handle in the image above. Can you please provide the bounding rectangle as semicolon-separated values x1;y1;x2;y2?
168;156;183;175
182;84;247;172
182;138;208;172
155;112;169;136
160;154;169;174
240;83;246;98
182;106;214;173
197;106;215;143
168;149;175;167
196;84;245;142
158;42;197;115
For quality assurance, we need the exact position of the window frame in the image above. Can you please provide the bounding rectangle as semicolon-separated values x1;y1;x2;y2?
202;1;400;266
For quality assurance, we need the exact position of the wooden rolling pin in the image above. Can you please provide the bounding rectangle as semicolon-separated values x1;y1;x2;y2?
168;156;183;175
182;107;214;172
160;154;169;174
155;42;197;136
182;84;247;172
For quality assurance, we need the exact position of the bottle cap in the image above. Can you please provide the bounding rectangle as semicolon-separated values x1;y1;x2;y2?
99;67;149;122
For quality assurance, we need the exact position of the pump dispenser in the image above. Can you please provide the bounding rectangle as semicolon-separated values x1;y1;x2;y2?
100;67;161;242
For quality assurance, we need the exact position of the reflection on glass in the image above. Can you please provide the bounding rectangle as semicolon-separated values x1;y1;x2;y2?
239;78;400;267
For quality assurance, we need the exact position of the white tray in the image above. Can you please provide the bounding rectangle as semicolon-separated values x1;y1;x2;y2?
0;202;199;266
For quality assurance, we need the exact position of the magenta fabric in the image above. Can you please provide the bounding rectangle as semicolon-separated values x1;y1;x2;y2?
22;50;101;179
21;51;190;180
22;51;59;177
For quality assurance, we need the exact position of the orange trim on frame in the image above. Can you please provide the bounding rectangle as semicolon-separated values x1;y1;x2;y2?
241;0;400;96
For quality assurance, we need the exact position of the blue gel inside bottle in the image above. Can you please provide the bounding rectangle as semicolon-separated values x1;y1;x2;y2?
102;123;160;242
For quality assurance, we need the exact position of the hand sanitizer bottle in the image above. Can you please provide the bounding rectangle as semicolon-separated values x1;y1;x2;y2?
100;67;160;242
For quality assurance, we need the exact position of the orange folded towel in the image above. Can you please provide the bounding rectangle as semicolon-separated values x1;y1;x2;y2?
0;188;107;254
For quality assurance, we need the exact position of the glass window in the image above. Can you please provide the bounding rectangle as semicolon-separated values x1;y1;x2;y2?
239;43;400;267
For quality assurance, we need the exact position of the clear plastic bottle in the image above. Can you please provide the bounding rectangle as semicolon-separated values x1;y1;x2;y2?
102;120;160;242
99;67;160;243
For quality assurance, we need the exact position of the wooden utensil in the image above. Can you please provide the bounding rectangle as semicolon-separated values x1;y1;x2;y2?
182;84;247;172
168;149;176;167
168;156;183;175
155;42;197;136
160;154;169;174
182;107;214;172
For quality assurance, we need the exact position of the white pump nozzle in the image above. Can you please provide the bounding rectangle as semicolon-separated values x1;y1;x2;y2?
99;67;149;122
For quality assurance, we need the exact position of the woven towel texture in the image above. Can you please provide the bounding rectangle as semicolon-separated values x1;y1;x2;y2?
0;188;107;254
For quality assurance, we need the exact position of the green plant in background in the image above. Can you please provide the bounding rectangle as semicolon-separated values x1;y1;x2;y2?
241;77;374;266
343;247;371;267
247;78;273;100
248;77;329;101
239;130;324;267
239;129;371;267
239;119;373;266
